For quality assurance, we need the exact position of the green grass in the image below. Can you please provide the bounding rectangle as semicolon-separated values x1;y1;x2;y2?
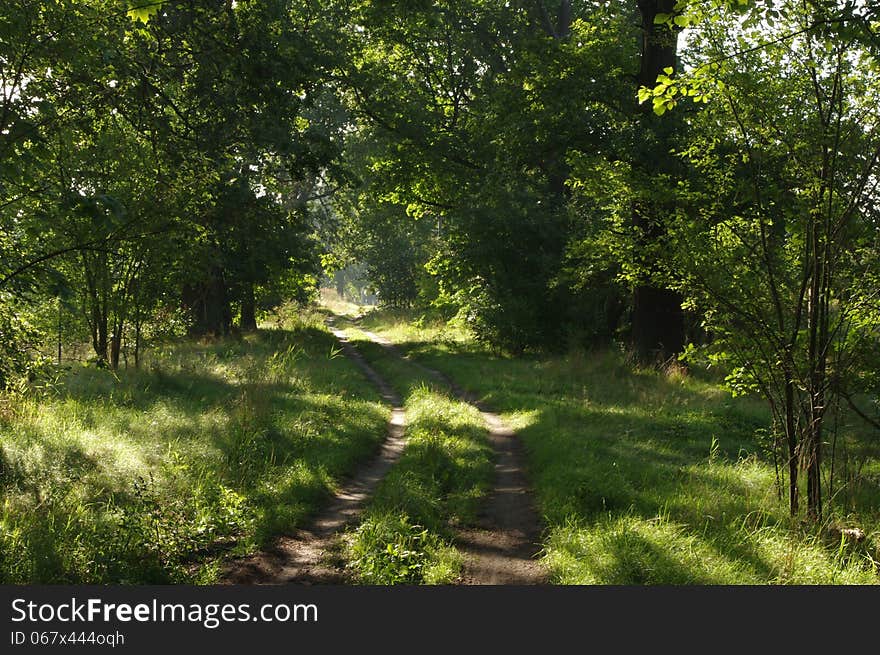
318;287;372;318
354;309;880;585
0;309;388;583
336;322;494;584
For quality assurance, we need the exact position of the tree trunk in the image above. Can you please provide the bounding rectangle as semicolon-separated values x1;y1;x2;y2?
806;423;822;520
784;378;799;517
82;252;109;365
632;0;685;364
133;299;142;369
805;213;827;520
183;268;231;337
240;282;258;332
57;297;62;365
537;0;572;39
632;284;685;363
110;327;122;371
94;303;108;365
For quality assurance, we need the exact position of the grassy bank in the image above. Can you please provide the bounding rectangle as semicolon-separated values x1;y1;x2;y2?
0;310;388;583
335;321;494;584
354;309;880;584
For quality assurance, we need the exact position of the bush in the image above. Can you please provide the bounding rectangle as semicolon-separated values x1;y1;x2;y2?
0;296;48;392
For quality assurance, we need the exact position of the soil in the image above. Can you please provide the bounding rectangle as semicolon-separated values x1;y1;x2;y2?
221;323;406;584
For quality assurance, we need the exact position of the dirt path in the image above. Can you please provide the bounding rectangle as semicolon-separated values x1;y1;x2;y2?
355;326;547;585
221;323;406;584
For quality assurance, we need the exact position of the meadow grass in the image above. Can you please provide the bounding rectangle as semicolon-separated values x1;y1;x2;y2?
336;322;494;584
0;309;388;583
354;309;880;585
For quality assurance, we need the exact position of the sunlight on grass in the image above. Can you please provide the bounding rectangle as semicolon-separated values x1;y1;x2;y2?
318;288;373;318
358;310;880;585
0;317;388;583
345;386;492;584
339;331;493;584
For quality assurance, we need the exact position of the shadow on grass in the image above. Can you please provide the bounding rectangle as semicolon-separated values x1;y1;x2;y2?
0;326;390;583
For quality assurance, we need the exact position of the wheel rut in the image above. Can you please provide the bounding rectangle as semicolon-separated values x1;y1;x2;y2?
223;317;546;585
221;323;405;584
355;326;547;585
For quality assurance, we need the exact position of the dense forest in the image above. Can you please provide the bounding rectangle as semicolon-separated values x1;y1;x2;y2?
1;0;879;584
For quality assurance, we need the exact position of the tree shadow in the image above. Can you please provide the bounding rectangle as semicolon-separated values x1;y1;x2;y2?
1;326;391;582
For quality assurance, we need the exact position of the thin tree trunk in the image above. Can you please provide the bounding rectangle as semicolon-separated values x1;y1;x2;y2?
134;297;142;369
57;297;62;365
184;268;231;337
785;378;799;516
110;325;122;371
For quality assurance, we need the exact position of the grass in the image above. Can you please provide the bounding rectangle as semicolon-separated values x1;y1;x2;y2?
334;320;494;584
6;292;876;585
318;288;372;318
353;307;880;585
0;308;389;583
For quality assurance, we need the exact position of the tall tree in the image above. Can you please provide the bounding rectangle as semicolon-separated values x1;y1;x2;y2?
630;0;685;364
339;0;636;351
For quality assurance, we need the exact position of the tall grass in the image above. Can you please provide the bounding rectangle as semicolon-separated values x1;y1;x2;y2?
356;309;880;585
0;312;388;583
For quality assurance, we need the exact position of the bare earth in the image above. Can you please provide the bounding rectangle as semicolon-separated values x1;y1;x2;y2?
223;318;546;585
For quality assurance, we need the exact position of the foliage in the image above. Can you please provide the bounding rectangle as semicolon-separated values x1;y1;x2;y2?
0;295;48;392
663;0;880;518
328;0;638;352
1;0;336;368
346;513;459;585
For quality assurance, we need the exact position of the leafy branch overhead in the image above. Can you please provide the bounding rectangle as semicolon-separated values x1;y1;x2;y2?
640;0;880;114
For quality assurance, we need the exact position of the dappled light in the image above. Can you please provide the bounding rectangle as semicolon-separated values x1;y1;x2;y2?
0;326;388;583
361;309;880;584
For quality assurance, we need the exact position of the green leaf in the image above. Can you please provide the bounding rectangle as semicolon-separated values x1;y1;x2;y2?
652;97;668;115
127;2;162;24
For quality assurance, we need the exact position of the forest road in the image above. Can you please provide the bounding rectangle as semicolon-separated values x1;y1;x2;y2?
354;324;547;585
222;316;546;585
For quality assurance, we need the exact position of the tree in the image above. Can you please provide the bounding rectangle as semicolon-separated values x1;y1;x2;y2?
667;0;880;519
120;0;344;335
339;0;638;352
629;0;686;364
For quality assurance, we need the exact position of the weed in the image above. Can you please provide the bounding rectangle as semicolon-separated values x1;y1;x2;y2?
346;513;459;584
